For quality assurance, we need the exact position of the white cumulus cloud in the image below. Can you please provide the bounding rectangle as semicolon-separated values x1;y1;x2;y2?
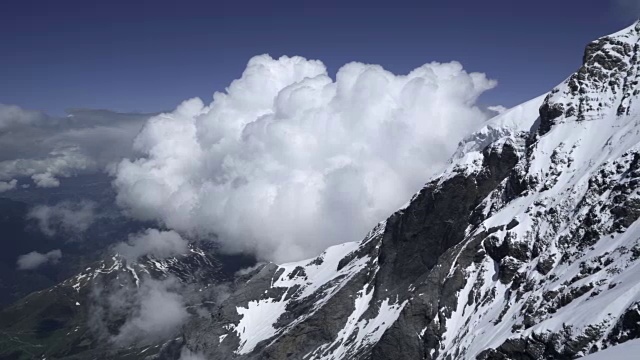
32;172;61;188
113;229;189;262
115;55;497;263
16;249;62;270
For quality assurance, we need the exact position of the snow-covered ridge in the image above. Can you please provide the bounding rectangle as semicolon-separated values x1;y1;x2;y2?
231;241;368;354
441;94;546;182
538;21;640;132
452;94;546;161
581;339;640;359
435;20;640;359
223;222;389;355
58;243;222;294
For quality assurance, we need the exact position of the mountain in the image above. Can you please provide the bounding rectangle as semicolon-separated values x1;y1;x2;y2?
0;174;159;308
170;21;640;359
4;21;640;360
0;241;254;359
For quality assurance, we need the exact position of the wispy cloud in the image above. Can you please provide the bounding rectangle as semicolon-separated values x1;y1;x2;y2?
90;276;188;346
16;249;62;270
179;348;207;360
0;105;152;189
487;105;508;114
27;200;97;238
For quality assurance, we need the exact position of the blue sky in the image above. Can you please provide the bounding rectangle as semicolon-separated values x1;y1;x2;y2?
0;0;637;115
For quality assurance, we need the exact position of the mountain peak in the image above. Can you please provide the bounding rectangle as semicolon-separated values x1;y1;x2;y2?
607;19;640;38
533;20;640;139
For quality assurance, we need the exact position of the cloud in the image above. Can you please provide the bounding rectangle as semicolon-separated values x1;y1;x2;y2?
114;54;496;263
235;263;266;277
90;277;188;346
0;104;46;130
206;283;232;306
487;105;508;114
0;179;17;192
112;278;187;345
16;249;62;270
27;200;97;237
179;348;207;360
0;104;153;188
113;229;189;262
32;172;61;188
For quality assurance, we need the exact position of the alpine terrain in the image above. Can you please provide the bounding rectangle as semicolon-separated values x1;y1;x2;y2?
4;20;640;360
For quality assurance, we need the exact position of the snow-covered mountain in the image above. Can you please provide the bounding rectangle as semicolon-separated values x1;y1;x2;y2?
165;21;640;359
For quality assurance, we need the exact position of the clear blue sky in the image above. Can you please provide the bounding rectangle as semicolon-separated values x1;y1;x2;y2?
0;0;637;115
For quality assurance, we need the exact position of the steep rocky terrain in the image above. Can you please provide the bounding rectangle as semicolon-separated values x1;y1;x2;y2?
166;21;640;359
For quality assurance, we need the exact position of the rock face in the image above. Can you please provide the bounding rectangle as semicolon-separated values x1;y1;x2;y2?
171;21;640;359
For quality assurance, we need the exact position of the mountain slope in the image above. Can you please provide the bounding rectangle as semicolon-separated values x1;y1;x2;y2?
172;21;640;360
0;242;252;360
